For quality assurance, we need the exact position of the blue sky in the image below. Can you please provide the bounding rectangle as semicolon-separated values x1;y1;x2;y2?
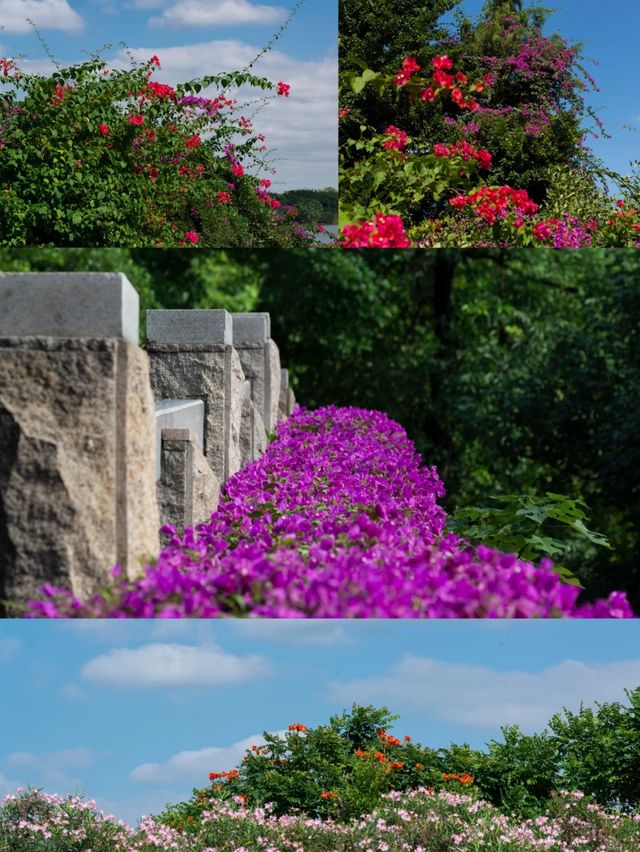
1;619;640;828
449;0;640;183
0;0;337;190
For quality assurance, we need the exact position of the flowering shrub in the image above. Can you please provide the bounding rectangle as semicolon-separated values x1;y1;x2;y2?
0;54;318;247
2;785;639;851
24;406;633;618
339;10;640;248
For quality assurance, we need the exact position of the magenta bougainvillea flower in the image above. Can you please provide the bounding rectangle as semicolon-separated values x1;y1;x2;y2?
25;406;633;619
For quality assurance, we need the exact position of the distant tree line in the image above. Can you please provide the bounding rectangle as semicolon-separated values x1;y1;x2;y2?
275;187;338;223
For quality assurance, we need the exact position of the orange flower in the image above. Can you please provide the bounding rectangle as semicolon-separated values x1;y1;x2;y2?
390;761;404;769
415;763;423;770
320;791;337;799
288;723;308;732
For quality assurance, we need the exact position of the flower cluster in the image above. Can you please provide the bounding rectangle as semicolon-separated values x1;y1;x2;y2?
532;216;597;247
25;406;633;619
393;55;486;111
3;786;639;851
442;772;475;785
449;185;539;225
433;140;492;171
341;213;411;247
383;125;408;151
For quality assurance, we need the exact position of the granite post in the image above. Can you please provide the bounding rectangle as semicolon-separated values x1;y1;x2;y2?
146;310;245;483
232;313;281;434
0;273;159;613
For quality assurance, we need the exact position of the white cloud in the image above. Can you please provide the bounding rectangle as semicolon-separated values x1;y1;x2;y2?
0;638;20;664
150;0;287;28
7;747;94;770
0;0;84;34
60;683;88;701
231;620;354;647
328;655;640;732
82;642;270;687
130;731;286;784
0;770;21;798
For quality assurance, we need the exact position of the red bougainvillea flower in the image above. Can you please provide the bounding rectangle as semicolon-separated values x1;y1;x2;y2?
432;55;453;70
185;134;202;148
128;114;145;126
383;125;408;151
342;214;411;248
149;55;161;66
449;185;538;224
98;123;110;136
339;107;351;117
393;56;421;86
277;81;290;96
433;140;492;170
231;163;244;177
217;191;232;204
184;231;199;244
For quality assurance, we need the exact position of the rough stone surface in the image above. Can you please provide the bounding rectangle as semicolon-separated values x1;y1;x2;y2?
240;400;267;465
0;273;139;344
234;340;281;433
146;343;244;483
232;312;270;343
279;386;296;421
157;428;220;530
147;310;232;345
0;337;159;613
154;399;204;479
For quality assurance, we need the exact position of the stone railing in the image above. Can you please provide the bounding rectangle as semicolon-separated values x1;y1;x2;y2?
0;272;296;613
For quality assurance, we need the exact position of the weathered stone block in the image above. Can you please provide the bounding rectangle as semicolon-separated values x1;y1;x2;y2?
147;310;232;345
157;428;220;530
240;399;267;466
233;340;281;434
0;273;139;344
154;399;204;479
146;343;244;483
232;312;270;343
0;337;159;613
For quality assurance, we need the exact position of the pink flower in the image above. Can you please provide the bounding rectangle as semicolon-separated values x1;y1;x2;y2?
149;55;161;66
231;163;244;177
184;231;200;244
277;81;290;97
98;123;110;136
217;191;232;204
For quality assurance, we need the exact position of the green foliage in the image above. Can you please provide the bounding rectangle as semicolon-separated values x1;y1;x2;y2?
157;690;640;834
274;188;338;224
448;492;611;585
0;53;314;248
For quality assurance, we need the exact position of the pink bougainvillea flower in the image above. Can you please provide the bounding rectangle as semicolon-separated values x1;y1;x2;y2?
277;81;291;97
185;134;202;148
149;55;161;66
231;163;244;177
98;123;110;136
128;114;145;126
342;214;411;249
184;230;199;244
217;191;232;204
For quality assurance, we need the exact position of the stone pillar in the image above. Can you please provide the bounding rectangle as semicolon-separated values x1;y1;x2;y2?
157;429;220;530
0;273;159;613
146;310;245;483
278;368;296;421
240;380;267;466
232;313;281;434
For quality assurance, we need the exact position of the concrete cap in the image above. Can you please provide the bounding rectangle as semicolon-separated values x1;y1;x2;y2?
147;310;232;345
232;312;270;343
155;399;205;479
0;272;139;344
